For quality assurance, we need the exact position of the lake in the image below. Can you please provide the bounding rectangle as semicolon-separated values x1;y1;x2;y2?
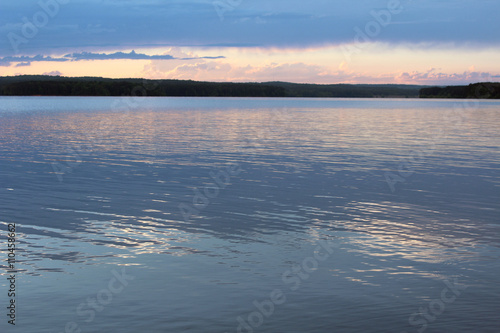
0;97;499;333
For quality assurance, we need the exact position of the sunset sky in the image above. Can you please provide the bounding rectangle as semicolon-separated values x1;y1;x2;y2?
1;0;499;85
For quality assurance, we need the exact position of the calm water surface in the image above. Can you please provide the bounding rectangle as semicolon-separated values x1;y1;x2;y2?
0;97;499;333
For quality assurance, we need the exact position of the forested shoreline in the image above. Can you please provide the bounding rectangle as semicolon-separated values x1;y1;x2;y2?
0;76;499;98
419;82;500;99
0;75;422;98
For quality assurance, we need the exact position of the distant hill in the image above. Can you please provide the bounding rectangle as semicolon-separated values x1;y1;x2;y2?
263;81;424;98
0;76;286;97
420;82;500;99
0;75;426;98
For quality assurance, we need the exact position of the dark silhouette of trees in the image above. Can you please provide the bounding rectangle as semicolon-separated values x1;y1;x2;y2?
0;76;286;97
6;75;498;98
420;83;500;99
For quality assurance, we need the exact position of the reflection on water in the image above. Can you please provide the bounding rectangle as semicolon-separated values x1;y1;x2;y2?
0;97;499;333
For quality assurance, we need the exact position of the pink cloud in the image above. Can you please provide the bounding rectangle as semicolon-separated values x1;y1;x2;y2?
43;70;63;76
142;55;500;85
395;68;498;85
143;58;362;84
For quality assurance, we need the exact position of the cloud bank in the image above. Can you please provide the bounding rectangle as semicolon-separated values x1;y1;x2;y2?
1;0;499;56
0;50;224;67
142;55;499;85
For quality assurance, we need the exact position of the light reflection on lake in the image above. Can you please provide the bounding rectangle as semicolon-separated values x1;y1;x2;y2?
0;97;499;333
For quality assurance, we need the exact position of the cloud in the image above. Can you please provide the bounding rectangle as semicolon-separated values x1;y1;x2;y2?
394;68;498;85
66;51;175;61
1;0;499;56
142;55;369;83
15;62;31;67
43;71;63;76
142;55;500;85
0;50;224;67
0;55;67;67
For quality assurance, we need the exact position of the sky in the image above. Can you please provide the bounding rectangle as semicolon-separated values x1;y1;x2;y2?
1;0;499;85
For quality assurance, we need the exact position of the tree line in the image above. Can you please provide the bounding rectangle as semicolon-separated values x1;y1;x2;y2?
419;82;500;99
0;76;286;97
1;75;498;98
0;75;423;98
